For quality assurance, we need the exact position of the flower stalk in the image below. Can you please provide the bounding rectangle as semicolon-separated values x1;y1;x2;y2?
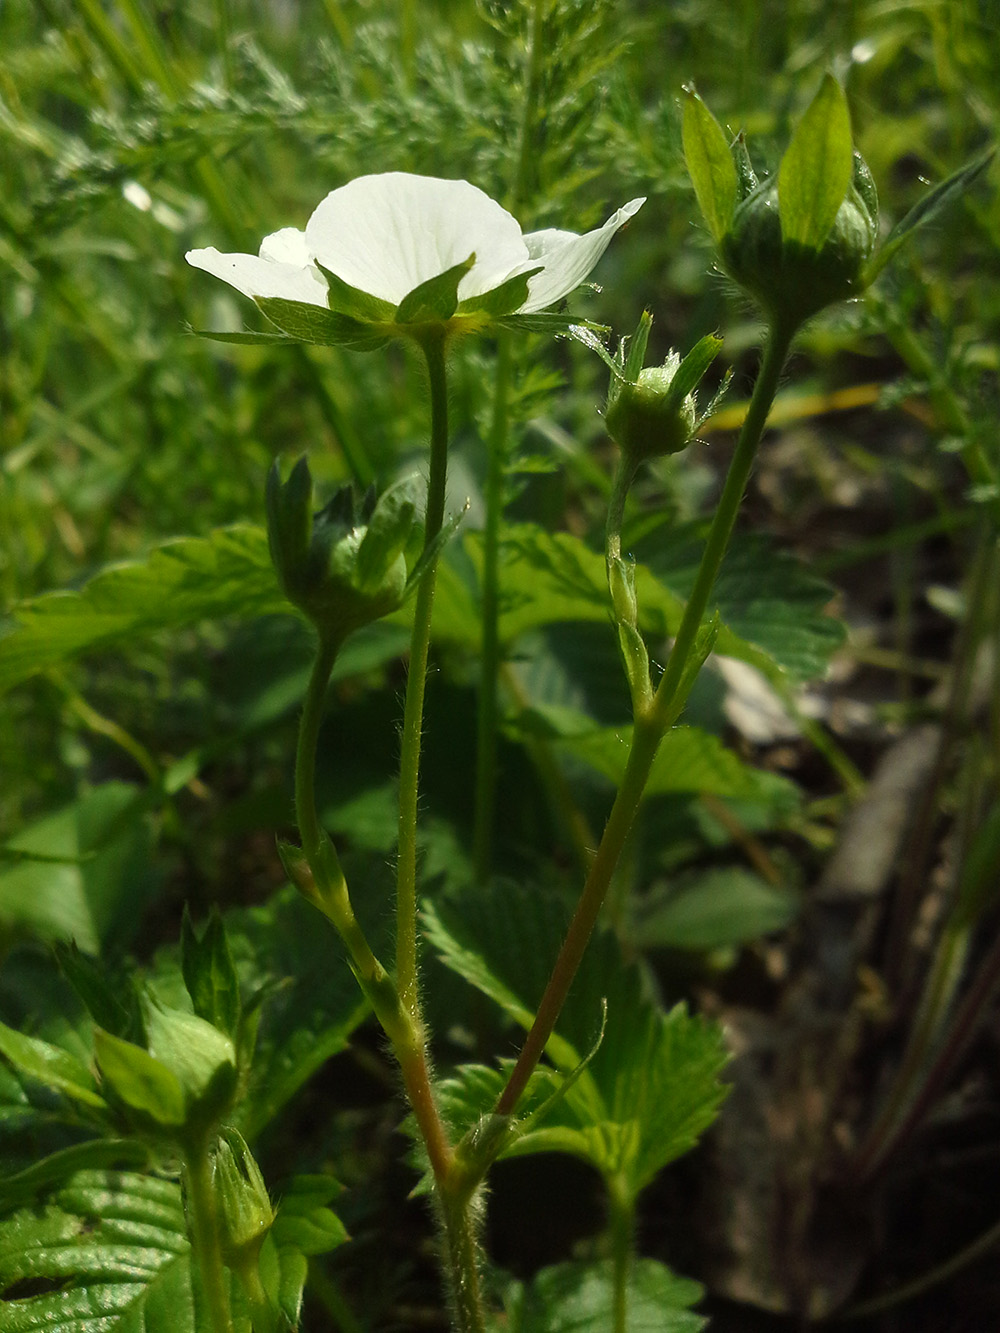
182;1135;235;1333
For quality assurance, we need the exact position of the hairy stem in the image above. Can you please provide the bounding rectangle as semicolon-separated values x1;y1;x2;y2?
473;332;512;882
495;319;795;1117
397;331;450;1016
608;1176;636;1333
183;1138;234;1333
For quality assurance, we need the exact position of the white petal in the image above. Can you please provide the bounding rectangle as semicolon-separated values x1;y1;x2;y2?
518;197;645;313
185;246;329;307
259;226;311;266
305;172;530;305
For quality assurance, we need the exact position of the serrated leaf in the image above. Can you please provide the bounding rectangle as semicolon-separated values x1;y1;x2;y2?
502;1258;705;1333
561;724;799;803
0;1021;106;1110
424;884;728;1196
270;1174;348;1257
682;86;738;244
256;296;390;349
779;74;854;249
395;254;474;324
866;148;995;282
181;909;241;1039
433;524;844;686
0;1169;199;1333
0;526;284;697
0;783;156;953
634;867;801;951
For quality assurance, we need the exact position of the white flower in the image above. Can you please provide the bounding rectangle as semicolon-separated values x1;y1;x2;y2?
186;172;644;346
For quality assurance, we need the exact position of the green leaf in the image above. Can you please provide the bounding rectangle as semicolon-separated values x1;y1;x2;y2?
0;525;284;697
181;908;241;1039
634;867;801;951
458;266;542;318
0;1020;106;1109
0;783;156;953
55;942;136;1039
0;1169;198;1333
0;1139;150;1209
560;724;799;803
865;148;995;282
395;254;475;324
424;884;728;1196
778;74;854;249
92;1029;187;1126
681;85;738;244
213;888;371;1140
502;1258;705;1333
270;1174;348;1256
314;262;396;321
256;296;391;349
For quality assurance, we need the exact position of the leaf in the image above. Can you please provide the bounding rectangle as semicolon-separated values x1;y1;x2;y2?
92;1029;186;1126
0;782;155;953
560;724;799;803
681;85;738;244
424;884;728;1196
209;888;371;1141
0;1021;106;1110
0;1168;197;1333
866;148;995;282
181;909;241;1039
190;327;295;345
779;74;854;249
270;1174;348;1256
255;296;391;349
0;525;285;697
502;1258;705;1333
634;867;801;951
434;524;844;685
395;254;474;324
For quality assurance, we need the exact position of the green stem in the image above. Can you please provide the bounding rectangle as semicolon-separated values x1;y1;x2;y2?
495;320;796;1117
652;319;795;724
397;331;450;1017
439;1186;488;1333
294;632;453;1182
183;1139;234;1333
473;333;512;882
608;1176;636;1333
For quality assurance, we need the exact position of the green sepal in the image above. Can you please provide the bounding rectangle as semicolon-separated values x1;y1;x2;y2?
93;1027;187;1126
55;940;136;1039
395;253;475;324
779;73;854;249
315;262;396;321
496;310;585;334
189;327;296;345
181;906;242;1039
0;1019;107;1109
732;132;758;201
864;148;994;284
682;83;738;244
355;476;418;595
142;995;238;1123
256;297;391;349
623;309;653;382
458;265;543;318
667;333;724;408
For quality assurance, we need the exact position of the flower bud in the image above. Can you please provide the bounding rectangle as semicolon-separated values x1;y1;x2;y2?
214;1128;275;1264
720;152;877;326
267;458;415;640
